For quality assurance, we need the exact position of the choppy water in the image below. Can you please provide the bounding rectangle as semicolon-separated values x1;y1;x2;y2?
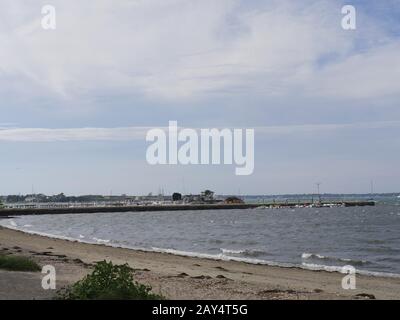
2;205;400;276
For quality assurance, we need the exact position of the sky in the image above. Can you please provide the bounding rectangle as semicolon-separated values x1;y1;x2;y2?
0;0;400;195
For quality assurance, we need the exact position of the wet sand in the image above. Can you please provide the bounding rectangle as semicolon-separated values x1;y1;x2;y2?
0;227;399;300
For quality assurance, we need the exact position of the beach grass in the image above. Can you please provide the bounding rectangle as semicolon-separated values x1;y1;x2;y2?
56;260;164;300
0;254;41;272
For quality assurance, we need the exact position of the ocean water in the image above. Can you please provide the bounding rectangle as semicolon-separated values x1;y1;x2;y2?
1;205;400;276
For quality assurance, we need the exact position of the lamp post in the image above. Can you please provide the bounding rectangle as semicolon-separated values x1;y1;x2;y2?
316;182;322;204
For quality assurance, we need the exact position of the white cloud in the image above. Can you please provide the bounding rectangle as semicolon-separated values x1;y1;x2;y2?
0;127;149;142
255;120;400;135
304;43;400;99
1;120;399;142
1;0;399;104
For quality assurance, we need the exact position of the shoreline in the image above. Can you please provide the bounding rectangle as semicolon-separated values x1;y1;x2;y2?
2;224;400;280
1;226;400;299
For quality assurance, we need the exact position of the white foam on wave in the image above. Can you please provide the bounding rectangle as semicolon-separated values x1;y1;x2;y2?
301;262;400;278
302;252;322;259
220;248;266;258
149;247;284;266
302;252;368;265
221;248;245;254
1;220;399;279
0;222;82;243
302;262;348;273
93;237;110;243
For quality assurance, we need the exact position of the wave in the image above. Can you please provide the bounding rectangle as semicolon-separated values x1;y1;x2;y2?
149;246;289;267
301;263;351;273
376;257;400;263
364;246;400;254
220;248;266;258
301;262;400;278
93;237;110;243
302;252;368;266
220;248;243;254
1;221;399;279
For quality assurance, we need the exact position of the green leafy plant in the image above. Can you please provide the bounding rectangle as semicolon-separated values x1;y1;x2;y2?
56;260;163;300
0;254;41;272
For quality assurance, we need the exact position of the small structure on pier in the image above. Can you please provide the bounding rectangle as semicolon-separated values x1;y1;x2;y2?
224;197;244;204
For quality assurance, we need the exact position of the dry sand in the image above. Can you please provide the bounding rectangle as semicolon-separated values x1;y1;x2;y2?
0;226;399;300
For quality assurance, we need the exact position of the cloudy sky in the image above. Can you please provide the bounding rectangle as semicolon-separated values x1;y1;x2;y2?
1;0;400;195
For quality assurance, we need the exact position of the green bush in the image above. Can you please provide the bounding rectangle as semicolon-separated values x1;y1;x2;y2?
56;260;163;300
0;254;41;272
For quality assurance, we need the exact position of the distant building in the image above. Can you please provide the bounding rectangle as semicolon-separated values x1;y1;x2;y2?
182;194;201;203
224;196;244;204
24;197;36;203
182;190;221;204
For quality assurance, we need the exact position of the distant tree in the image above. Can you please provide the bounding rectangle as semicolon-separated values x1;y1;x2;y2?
172;193;182;201
6;195;25;203
53;193;67;202
201;190;215;200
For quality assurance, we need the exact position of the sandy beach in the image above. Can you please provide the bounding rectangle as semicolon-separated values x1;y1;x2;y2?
0;226;399;300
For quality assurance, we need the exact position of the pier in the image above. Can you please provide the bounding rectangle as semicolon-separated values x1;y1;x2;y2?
0;201;375;217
